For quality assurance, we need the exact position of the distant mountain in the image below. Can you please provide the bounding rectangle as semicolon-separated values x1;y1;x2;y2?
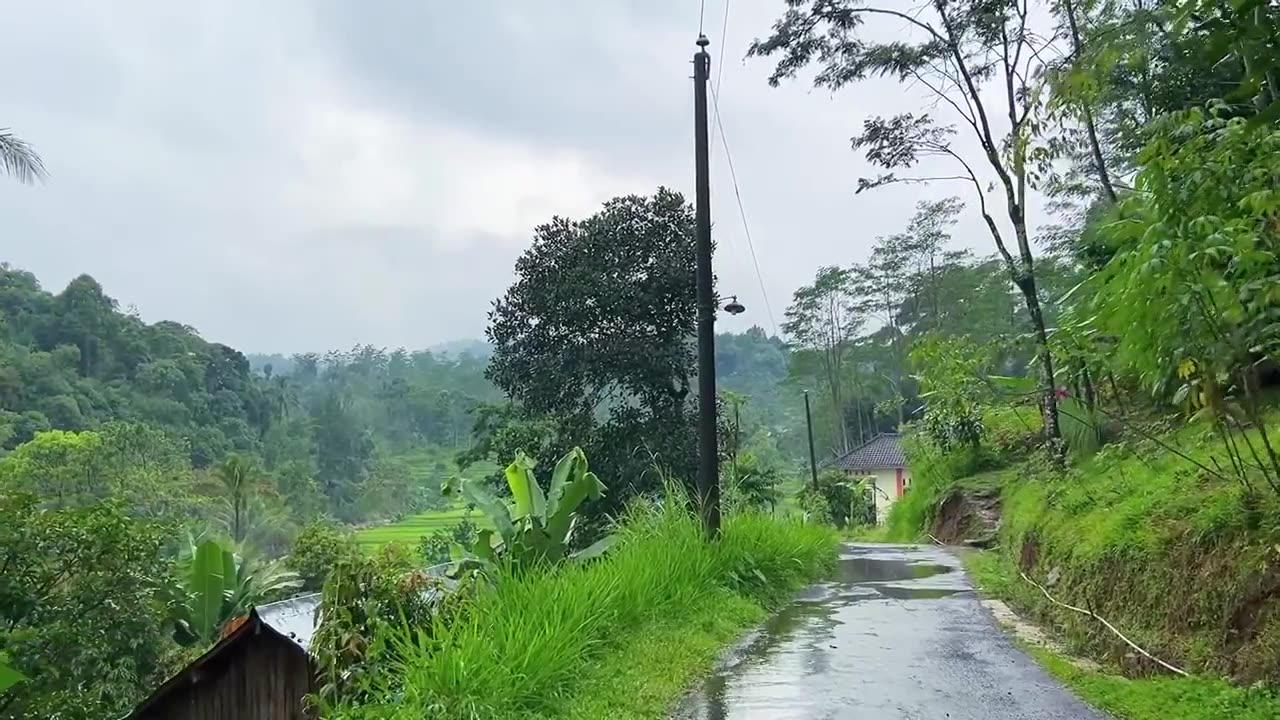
429;338;493;360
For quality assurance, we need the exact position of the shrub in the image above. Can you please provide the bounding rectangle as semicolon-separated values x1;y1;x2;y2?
286;521;363;591
443;448;616;576
795;469;872;528
418;515;478;566
724;451;782;511
311;543;465;706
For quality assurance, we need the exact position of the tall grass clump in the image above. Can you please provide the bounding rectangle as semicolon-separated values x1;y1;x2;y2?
329;494;837;720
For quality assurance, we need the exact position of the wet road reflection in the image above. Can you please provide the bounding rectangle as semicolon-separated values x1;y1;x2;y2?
670;544;1108;720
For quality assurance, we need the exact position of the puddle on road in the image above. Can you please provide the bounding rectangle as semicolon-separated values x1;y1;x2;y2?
671;551;965;719
870;585;962;600
833;556;952;584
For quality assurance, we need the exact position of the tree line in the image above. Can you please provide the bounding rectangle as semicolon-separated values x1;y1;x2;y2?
752;0;1280;475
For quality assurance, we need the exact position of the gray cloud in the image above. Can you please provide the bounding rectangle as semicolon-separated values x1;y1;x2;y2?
1;0;1024;354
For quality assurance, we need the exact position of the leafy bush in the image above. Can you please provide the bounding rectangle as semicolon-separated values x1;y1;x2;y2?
0;495;176;720
724;451;782;511
311;543;465;706
795;469;873;528
287;521;363;591
910;334;994;450
418;514;478;566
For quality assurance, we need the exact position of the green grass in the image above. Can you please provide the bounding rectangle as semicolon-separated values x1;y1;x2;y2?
1031;648;1280;720
331;500;839;720
990;421;1280;682
888;409;1280;712
541;595;765;720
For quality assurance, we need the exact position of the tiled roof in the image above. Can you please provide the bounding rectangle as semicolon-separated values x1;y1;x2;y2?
829;433;906;471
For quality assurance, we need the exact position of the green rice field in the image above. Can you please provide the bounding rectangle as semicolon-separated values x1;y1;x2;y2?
355;505;490;549
355;459;499;550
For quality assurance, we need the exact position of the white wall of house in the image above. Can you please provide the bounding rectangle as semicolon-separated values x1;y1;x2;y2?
865;467;910;524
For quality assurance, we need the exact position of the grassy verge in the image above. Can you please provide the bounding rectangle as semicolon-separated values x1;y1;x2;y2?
965;540;1280;718
892;416;1280;682
331;501;838;720
1030;647;1280;720
992;421;1280;684
888;411;1280;715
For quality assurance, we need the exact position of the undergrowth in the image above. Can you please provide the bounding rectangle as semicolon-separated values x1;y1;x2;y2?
325;498;838;720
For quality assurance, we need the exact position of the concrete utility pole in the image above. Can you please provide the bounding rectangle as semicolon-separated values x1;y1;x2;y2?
693;34;720;539
804;390;820;491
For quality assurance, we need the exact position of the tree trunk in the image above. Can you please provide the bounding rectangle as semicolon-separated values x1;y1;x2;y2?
1062;0;1118;203
1015;275;1061;439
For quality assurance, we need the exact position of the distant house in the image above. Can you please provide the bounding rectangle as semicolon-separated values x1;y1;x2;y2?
129;593;321;720
830;433;910;524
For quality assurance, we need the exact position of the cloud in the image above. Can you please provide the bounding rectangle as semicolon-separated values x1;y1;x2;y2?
0;0;1031;353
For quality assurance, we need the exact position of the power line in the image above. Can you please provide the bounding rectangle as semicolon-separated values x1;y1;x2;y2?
709;0;731;155
709;82;779;337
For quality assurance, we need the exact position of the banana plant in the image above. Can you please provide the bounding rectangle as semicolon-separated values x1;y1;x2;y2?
169;537;302;646
443;448;617;574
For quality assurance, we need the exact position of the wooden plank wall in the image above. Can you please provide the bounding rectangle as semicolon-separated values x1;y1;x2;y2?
137;635;315;720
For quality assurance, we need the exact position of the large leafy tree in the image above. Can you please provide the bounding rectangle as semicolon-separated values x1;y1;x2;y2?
0;496;174;720
782;266;862;452
750;0;1065;439
483;188;700;505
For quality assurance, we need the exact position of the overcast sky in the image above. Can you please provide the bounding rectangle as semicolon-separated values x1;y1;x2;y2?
2;0;1019;354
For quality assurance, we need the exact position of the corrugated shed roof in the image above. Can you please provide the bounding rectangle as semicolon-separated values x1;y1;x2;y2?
257;593;321;651
829;433;906;471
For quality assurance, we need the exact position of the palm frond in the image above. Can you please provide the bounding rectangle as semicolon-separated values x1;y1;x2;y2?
0;129;47;184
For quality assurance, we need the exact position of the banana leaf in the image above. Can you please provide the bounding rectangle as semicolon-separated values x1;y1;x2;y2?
505;452;546;522
0;662;26;694
191;541;228;641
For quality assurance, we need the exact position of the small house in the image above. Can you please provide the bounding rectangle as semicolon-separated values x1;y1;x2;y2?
830;433;910;524
129;593;321;720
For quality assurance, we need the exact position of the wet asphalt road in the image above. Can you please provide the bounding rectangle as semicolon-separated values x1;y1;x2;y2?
672;544;1109;720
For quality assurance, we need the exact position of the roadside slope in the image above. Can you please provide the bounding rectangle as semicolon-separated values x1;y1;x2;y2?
888;420;1280;716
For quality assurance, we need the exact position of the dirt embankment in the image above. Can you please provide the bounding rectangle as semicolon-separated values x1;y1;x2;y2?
929;486;1002;548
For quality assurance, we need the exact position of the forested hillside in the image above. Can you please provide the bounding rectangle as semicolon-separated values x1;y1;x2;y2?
0;264;504;530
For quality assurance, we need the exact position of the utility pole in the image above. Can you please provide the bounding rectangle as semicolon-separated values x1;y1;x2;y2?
693;34;720;538
804;390;819;491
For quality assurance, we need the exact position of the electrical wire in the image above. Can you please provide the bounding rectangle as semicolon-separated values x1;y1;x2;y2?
709;81;779;337
709;0;731;156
